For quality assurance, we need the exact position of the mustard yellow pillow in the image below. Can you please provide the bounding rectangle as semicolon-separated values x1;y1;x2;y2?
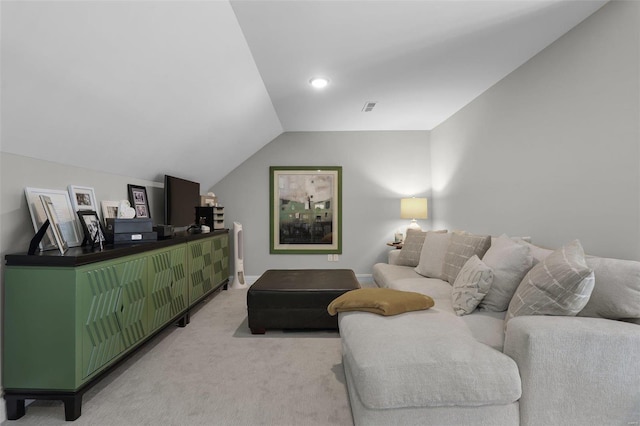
327;288;435;316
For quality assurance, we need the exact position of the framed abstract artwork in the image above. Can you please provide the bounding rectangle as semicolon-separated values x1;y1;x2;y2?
269;166;342;254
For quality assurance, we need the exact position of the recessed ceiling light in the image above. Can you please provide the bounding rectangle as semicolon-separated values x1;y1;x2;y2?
309;77;329;89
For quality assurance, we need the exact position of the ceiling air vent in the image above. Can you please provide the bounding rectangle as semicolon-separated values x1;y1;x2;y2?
362;101;377;112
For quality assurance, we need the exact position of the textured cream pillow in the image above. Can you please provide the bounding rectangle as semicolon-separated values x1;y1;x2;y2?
506;240;595;324
442;231;492;284
327;288;435;316
451;255;494;316
579;256;640;320
415;231;451;279
396;229;426;267
479;235;533;312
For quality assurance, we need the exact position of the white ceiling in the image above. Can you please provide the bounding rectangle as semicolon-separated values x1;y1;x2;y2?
231;0;608;131
1;1;607;189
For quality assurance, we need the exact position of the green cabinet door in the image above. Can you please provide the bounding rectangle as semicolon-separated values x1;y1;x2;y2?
3;267;78;390
187;239;213;304
212;233;230;287
79;256;148;379
148;245;188;332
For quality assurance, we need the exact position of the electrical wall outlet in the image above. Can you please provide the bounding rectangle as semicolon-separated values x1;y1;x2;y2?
328;254;333;261
333;254;339;262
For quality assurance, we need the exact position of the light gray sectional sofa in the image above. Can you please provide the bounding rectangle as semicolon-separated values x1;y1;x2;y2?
338;231;640;426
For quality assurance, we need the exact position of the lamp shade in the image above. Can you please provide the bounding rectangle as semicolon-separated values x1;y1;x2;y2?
400;198;428;219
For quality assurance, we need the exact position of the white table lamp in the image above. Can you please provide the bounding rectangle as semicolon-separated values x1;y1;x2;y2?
400;197;428;230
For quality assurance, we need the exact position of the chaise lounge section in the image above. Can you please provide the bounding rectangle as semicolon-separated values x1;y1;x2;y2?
338;230;640;425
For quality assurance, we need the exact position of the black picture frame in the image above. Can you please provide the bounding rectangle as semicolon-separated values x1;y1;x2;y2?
77;210;106;247
127;184;151;219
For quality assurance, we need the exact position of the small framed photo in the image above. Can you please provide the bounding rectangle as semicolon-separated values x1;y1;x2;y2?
77;210;106;246
40;195;69;254
127;184;150;219
101;200;119;224
68;185;99;215
135;204;148;218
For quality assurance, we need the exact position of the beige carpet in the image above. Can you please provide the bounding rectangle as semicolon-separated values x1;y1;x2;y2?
4;288;353;426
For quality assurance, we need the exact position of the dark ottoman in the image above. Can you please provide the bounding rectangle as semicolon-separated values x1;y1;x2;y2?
247;269;360;334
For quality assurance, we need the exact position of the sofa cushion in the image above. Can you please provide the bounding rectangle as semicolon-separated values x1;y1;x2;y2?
328;288;434;316
415;231;451;279
373;263;427;288
506;240;595;324
451;255;493;316
373;263;507;349
338;308;522;410
461;310;507;351
579;256;640;320
396;229;426;267
442;231;492;284
373;263;453;300
479;235;534;312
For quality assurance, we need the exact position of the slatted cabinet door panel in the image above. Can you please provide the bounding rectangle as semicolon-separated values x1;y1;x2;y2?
148;245;188;333
79;256;148;379
212;233;230;287
188;239;213;304
117;258;148;348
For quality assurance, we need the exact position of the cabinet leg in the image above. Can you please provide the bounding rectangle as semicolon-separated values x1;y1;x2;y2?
62;394;82;421
5;398;26;420
177;311;190;327
251;328;266;335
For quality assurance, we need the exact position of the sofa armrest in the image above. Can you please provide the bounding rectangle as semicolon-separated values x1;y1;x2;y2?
388;249;401;265
504;316;640;426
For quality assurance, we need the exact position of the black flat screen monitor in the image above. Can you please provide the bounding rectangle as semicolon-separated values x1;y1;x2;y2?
164;175;200;229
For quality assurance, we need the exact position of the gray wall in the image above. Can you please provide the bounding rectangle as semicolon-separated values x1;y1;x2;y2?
430;0;640;260
211;131;431;278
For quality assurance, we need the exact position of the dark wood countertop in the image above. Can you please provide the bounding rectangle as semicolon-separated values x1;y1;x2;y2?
5;229;228;267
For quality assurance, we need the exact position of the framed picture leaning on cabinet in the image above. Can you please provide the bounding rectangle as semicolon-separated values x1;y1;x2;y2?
24;187;83;250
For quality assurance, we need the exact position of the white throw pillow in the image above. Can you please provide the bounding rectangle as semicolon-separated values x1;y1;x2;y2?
451;255;494;316
505;240;595;324
414;231;451;279
479;235;534;312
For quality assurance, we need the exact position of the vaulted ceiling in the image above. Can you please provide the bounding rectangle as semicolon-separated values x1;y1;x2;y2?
0;1;607;190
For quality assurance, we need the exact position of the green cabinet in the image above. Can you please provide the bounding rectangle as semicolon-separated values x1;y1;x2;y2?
188;238;213;304
79;256;148;379
148;245;188;333
187;232;229;304
3;230;229;421
213;233;230;287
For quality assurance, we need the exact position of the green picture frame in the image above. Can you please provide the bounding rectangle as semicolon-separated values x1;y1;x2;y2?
270;166;342;254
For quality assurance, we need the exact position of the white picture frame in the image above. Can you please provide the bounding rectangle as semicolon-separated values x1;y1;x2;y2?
101;200;120;225
68;185;99;216
25;187;83;250
40;195;69;254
